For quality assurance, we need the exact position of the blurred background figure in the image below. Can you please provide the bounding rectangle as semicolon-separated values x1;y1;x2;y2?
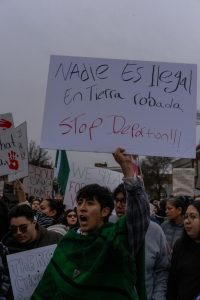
64;209;79;230
30;198;41;212
167;200;200;300
36;198;68;235
161;196;191;252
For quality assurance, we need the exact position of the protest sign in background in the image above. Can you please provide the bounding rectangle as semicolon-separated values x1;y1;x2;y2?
0;113;22;176
173;168;195;196
7;244;57;300
8;121;29;182
23;164;54;199
64;152;123;208
41;55;197;158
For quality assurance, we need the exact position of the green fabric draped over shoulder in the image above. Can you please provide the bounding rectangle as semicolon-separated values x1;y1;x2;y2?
32;217;146;300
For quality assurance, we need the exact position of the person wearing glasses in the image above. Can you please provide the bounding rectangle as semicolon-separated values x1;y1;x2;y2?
65;209;78;229
1;204;62;254
108;183;126;223
111;183;170;300
167;200;200;300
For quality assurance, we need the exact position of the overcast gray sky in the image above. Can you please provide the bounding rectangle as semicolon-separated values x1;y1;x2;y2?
1;0;200;164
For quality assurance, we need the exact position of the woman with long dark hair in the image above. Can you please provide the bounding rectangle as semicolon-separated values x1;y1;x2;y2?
167;201;200;300
65;208;78;229
36;199;68;235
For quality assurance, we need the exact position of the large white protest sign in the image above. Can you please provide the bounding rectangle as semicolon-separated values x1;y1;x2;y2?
8;122;29;181
173;168;195;196
64;155;123;208
41;55;197;158
0;113;22;176
23;165;54;198
7;244;57;300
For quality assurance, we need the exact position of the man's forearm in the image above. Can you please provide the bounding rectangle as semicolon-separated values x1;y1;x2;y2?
124;177;150;255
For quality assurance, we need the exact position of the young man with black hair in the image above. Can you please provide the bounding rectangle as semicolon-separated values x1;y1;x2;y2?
2;204;62;253
32;148;150;300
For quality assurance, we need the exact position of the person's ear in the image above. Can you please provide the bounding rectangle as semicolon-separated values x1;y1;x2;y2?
101;207;110;218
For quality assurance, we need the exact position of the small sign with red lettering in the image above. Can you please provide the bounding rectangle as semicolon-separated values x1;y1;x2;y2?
41;55;197;158
8;122;29;181
0;113;22;176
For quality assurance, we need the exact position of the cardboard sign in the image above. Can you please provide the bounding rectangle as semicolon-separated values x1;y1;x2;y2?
0;113;22;176
64;156;123;208
7;244;57;300
8;122;29;181
23;165;54;199
41;55;197;158
173;168;195;196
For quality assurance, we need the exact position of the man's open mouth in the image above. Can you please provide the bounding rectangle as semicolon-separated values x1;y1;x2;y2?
79;215;88;222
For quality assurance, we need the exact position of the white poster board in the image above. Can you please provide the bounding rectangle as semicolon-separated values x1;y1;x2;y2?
64;157;123;208
0;113;22;176
7;244;57;300
41;55;197;158
23;165;54;198
8;122;29;181
173;168;195;196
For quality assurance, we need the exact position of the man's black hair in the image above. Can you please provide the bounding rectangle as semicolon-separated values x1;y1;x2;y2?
42;198;65;219
113;183;126;200
76;184;114;220
8;204;35;222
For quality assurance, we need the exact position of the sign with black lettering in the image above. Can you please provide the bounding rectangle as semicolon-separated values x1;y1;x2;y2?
8;122;29;181
41;55;197;158
23;165;54;198
64;152;123;208
7;244;57;300
0;113;22;176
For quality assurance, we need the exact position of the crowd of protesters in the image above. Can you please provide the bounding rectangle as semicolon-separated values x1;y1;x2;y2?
0;149;200;299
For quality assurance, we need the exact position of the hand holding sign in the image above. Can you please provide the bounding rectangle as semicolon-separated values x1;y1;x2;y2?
113;148;137;178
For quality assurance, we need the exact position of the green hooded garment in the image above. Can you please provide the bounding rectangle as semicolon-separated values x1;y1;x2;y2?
31;217;146;300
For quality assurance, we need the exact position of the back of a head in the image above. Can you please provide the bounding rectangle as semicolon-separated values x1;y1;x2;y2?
76;184;114;218
8;204;35;222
